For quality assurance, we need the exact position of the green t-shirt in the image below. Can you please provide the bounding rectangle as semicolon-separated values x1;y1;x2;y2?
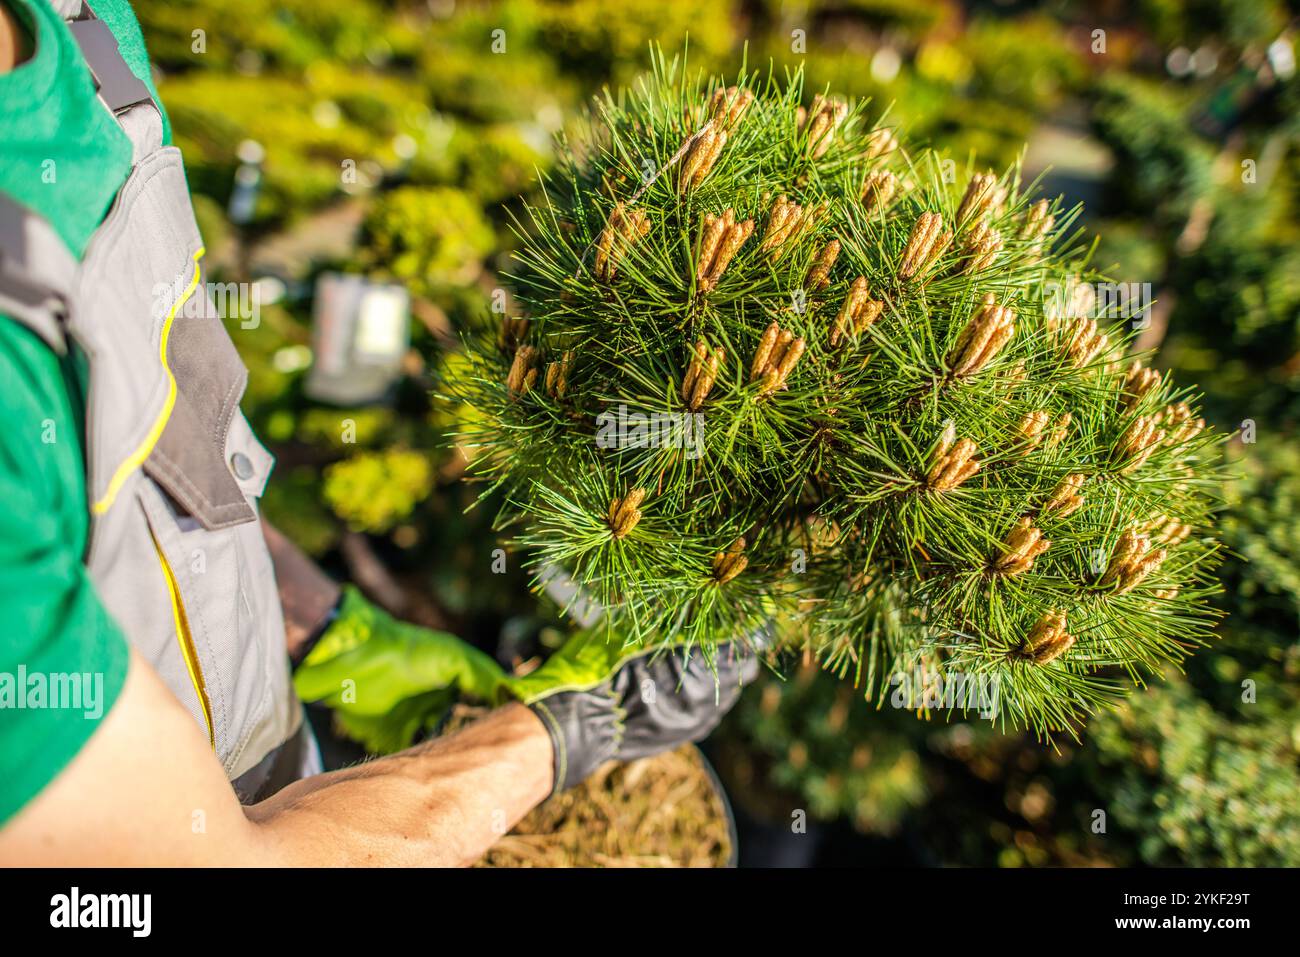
0;0;171;826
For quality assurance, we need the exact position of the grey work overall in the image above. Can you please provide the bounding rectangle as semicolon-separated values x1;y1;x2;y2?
0;1;317;798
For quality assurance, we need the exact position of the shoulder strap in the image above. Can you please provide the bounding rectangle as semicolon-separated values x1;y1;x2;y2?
0;194;76;355
66;1;155;116
0;0;168;350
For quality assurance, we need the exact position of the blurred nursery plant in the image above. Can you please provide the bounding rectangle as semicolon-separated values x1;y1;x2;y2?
1083;676;1300;867
451;51;1226;736
361;186;497;297
323;448;434;533
1220;437;1300;628
718;662;928;836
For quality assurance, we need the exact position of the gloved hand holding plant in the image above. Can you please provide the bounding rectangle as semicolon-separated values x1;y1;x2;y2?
294;585;762;794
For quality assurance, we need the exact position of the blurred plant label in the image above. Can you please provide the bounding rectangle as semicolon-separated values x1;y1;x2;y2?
228;140;264;224
355;286;409;358
306;272;410;405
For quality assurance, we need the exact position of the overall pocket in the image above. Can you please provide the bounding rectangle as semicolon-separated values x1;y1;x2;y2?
137;464;275;772
136;265;288;775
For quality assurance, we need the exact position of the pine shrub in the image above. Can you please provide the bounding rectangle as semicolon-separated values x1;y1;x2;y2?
452;54;1224;735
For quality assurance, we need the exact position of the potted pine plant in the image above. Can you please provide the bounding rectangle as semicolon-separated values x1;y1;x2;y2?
450;50;1225;737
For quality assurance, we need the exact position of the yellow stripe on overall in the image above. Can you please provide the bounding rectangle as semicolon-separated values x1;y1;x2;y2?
149;528;216;749
91;246;206;515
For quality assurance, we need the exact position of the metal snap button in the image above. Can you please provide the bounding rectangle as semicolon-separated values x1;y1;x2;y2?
230;451;254;480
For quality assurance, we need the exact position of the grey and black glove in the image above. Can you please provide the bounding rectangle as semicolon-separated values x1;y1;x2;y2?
509;629;768;795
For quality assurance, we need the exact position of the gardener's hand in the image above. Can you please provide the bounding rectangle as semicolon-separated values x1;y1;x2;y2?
514;629;768;795
293;585;508;753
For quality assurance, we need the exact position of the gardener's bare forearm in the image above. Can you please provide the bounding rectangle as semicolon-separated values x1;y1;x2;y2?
0;654;552;867
247;702;552;866
249;520;555;864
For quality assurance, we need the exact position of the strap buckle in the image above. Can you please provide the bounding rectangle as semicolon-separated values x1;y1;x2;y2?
67;6;153;115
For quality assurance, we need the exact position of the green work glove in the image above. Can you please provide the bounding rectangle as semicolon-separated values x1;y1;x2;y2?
505;626;770;796
295;586;766;793
293;585;507;753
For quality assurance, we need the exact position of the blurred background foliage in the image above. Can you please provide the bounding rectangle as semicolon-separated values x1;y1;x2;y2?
133;0;1300;865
